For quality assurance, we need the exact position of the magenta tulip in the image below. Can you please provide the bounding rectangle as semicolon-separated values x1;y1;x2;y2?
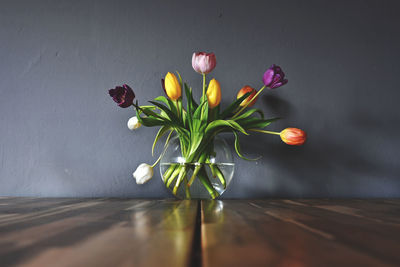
263;64;288;89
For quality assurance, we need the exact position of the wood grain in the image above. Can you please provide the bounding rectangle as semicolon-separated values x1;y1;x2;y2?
201;200;400;267
1;198;399;267
0;198;198;267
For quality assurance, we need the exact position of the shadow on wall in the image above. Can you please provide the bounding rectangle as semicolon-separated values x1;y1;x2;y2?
224;94;400;197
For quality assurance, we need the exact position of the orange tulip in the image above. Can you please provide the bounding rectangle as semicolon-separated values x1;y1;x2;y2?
280;128;307;145
237;85;258;107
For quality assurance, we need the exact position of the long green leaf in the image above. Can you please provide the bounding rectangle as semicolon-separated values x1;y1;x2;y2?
205;119;248;136
149;101;180;125
200;100;209;125
176;71;183;88
233;108;264;121
154;96;178;116
138;116;169;127
152;125;171;156
193;101;207;120
219;92;251;119
238;117;280;129
184;84;193;132
233;131;261;161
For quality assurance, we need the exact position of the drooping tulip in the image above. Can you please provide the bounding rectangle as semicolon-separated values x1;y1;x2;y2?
164;72;181;100
127;116;141;130
263;64;288;89
237;85;258;107
206;78;221;109
192;52;217;74
109;84;135;108
280;128;307;145
133;163;154;184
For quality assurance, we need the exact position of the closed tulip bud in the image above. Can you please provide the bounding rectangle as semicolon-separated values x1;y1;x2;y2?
127;116;141;130
280;128;307;146
206;78;221;109
263;64;288;89
237;85;258;107
192;52;217;74
133;163;154;184
164;72;181;100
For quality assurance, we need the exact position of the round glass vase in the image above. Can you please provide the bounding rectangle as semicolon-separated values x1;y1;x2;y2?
160;136;234;199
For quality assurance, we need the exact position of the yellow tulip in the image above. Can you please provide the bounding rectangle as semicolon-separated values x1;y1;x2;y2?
206;78;221;109
164;72;181;100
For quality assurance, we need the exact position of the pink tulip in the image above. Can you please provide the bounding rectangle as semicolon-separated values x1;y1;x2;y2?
192;52;216;74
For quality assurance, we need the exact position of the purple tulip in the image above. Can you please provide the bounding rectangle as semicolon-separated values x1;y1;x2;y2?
109;84;135;108
192;52;217;74
161;79;167;95
262;64;288;89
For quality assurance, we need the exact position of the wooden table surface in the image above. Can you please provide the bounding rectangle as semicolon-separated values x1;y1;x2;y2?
0;198;399;267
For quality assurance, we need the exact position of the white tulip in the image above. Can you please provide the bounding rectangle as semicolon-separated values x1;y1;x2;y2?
133;163;154;184
127;116;141;130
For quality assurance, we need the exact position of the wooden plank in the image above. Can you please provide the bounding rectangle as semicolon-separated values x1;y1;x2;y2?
291;199;400;223
0;198;198;267
201;200;396;267
2;198;400;267
251;199;400;266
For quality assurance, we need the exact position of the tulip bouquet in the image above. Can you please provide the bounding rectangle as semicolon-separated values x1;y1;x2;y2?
109;52;306;199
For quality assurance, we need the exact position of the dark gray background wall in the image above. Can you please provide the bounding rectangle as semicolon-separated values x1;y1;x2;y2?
1;0;399;198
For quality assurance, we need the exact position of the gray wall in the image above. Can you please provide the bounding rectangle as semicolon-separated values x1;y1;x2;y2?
1;0;399;198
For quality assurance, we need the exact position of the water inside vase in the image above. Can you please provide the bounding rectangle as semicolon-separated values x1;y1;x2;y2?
160;162;235;199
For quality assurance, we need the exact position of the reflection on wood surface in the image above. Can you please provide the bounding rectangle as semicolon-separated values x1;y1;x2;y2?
0;198;399;266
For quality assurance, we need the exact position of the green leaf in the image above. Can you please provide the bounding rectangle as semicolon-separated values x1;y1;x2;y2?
154;96;170;106
239;117;280;129
233;108;264;121
176;71;183;87
193;101;207;120
233;131;261;161
188;131;204;157
184;83;198;110
139;106;161;118
184;84;193;131
200;100;209;125
205;119;248;136
152;125;171;156
191;101;208;132
219;92;251;119
139;116;168;127
149;101;180;125
154;96;178;115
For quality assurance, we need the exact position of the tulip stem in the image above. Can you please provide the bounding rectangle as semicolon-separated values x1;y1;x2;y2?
198;168;219;199
214;165;226;189
232;85;266;119
183;176;191;199
248;128;281;135
173;166;187;195
202;73;206;102
163;164;177;184
167;165;182;188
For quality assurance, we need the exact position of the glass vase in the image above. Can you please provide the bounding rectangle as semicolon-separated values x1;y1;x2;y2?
160;136;234;199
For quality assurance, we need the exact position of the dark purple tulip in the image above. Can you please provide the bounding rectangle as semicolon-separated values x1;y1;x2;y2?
262;64;288;89
109;84;135;108
161;79;167;95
